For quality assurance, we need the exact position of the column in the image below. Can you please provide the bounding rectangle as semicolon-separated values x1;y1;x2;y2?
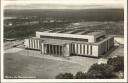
85;44;87;55
44;44;46;54
75;44;77;54
65;44;70;56
78;44;80;54
35;40;36;49
34;40;37;49
80;44;82;55
81;44;83;55
39;40;42;49
37;40;40;49
24;39;29;48
58;46;60;56
88;45;90;55
87;45;89;55
41;43;44;54
32;39;35;49
35;40;37;49
45;44;47;54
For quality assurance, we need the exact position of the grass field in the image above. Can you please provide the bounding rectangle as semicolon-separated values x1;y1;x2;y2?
4;53;88;79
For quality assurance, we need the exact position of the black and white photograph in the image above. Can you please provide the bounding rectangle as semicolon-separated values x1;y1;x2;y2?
1;0;127;82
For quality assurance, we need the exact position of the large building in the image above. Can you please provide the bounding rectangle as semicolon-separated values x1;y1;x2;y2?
24;29;114;57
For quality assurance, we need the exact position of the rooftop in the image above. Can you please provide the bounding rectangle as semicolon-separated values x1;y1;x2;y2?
37;28;104;36
31;35;113;45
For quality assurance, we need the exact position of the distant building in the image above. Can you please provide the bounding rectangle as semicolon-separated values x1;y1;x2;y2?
24;29;114;57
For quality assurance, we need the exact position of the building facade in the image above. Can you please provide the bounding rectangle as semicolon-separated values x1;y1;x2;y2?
24;29;114;57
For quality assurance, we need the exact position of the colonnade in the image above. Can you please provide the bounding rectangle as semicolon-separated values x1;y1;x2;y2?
42;44;63;56
70;43;92;55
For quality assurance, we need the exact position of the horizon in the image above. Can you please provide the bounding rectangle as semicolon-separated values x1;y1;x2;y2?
4;8;124;10
4;0;124;9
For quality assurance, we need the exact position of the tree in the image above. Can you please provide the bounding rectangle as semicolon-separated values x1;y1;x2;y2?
75;71;88;79
87;64;115;79
55;73;74;79
107;56;124;72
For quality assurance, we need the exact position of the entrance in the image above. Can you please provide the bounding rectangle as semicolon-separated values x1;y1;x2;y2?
44;44;63;56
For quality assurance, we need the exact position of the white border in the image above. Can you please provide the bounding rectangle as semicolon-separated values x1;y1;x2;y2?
124;0;127;81
1;0;127;82
1;0;4;82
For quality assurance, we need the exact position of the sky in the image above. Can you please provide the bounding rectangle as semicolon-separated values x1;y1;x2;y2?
4;0;124;9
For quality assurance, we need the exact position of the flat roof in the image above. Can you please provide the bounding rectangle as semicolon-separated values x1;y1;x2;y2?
37;28;104;36
29;35;113;46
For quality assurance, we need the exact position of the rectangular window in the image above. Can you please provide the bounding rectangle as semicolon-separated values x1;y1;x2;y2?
83;45;85;55
90;45;92;55
71;44;72;53
28;39;30;48
60;46;62;56
47;44;49;54
73;44;75;53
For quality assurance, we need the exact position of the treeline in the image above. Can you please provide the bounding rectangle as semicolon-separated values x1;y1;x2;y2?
4;9;124;21
4;21;123;40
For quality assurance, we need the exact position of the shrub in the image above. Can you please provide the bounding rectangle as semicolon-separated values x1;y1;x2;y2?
55;73;74;79
75;71;88;79
87;64;115;79
107;56;124;72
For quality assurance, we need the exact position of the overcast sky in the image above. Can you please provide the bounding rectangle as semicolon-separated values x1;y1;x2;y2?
4;0;124;9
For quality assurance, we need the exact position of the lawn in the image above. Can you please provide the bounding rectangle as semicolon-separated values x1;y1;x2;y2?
4;53;87;79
